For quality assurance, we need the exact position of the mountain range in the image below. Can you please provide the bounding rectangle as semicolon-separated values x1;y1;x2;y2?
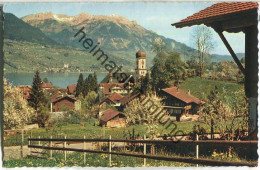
3;12;244;73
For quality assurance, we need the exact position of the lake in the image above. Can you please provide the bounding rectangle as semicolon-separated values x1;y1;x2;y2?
4;72;108;88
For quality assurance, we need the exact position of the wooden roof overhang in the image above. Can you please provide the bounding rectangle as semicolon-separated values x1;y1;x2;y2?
172;2;258;99
173;7;258;32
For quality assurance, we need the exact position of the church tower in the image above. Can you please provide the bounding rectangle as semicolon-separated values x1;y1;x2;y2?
135;50;147;81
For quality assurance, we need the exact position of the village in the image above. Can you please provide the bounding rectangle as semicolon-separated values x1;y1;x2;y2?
1;1;258;167
15;50;205;130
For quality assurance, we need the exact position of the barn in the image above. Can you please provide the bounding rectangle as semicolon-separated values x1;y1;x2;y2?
51;95;80;112
99;109;126;127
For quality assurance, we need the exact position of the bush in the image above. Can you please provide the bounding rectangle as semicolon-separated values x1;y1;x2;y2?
188;124;208;140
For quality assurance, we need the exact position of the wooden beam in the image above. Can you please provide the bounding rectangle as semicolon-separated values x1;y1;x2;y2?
215;30;245;75
0;5;4;164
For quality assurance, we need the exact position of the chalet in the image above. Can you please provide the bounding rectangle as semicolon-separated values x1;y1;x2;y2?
50;95;81;112
99;83;131;98
67;84;76;95
119;90;141;111
99;93;124;109
160;87;205;121
99;109;126;127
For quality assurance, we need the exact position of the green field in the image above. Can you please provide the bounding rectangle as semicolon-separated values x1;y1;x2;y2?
179;77;244;100
4;120;206;146
4;147;256;167
4;152;194;167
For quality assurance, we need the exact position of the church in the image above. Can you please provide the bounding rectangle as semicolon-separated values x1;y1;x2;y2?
98;49;147;99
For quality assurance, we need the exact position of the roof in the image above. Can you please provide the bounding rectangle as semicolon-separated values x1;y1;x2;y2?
99;97;116;105
42;83;52;88
108;93;124;101
51;95;77;103
18;85;31;91
172;2;258;28
161;87;205;105
136;50;146;58
99;83;125;95
100;109;123;123
67;84;76;94
59;88;68;93
119;90;141;106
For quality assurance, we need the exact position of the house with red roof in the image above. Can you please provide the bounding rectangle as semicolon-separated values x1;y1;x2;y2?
160;87;205;121
99;108;126;127
99;93;124;109
42;83;53;89
99;83;130;97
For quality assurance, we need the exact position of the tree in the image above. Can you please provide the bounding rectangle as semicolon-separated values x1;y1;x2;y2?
240;57;245;64
124;96;167;138
78;91;98;118
151;40;186;90
165;51;186;85
29;71;49;127
43;77;49;83
141;73;152;95
36;104;50;128
93;72;99;93
76;73;84;97
198;86;248;140
30;71;46;111
191;26;214;77
3;80;34;129
151;39;171;91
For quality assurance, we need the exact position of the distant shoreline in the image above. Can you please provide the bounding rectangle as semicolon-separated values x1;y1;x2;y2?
3;71;110;74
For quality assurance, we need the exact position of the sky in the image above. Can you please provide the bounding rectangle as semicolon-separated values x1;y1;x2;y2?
3;2;245;55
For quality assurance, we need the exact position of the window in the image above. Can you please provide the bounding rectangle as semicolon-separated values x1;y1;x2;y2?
174;109;182;114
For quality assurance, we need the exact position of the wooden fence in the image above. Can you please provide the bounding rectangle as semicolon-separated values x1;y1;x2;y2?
28;136;257;167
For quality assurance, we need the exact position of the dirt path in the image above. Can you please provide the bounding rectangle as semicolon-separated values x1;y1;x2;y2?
3;145;30;161
3;142;98;161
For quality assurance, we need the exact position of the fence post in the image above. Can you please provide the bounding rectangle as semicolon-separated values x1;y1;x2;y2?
84;135;86;164
109;135;111;167
20;129;24;158
38;136;41;145
64;135;67;161
50;136;53;158
196;134;199;167
143;135;146;167
28;131;32;155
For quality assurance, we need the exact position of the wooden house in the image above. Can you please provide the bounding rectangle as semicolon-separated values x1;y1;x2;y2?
99;93;124;109
119;90;141;111
99;109;126;127
51;95;80;112
160;87;205;121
